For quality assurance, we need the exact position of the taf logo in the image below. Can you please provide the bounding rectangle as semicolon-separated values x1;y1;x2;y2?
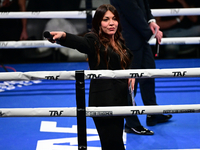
87;74;101;79
32;11;40;15
49;110;64;116
171;9;180;14
0;12;9;15
130;73;144;78
45;75;60;80
172;71;187;77
0;42;8;47
131;110;145;115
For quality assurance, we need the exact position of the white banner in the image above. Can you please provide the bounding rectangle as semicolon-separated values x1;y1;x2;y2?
0;68;200;81
0;104;200;117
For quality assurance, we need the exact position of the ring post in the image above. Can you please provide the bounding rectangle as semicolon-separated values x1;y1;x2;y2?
75;70;87;150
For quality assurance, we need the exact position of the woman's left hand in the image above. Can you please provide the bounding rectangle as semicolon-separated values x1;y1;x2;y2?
128;78;135;91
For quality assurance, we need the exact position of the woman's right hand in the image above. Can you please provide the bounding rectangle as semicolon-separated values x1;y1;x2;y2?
48;31;66;43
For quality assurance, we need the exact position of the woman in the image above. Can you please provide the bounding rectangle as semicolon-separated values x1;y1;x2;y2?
47;4;134;150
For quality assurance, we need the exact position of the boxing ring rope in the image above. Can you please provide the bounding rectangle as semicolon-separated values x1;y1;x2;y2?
0;37;200;49
1;104;200;117
1;68;200;116
0;8;200;19
0;67;200;81
0;68;200;117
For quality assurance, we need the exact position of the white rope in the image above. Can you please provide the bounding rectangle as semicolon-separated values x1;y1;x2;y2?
0;11;92;19
0;37;200;49
0;68;199;81
0;104;200;117
148;37;200;45
0;40;62;49
0;8;200;19
152;8;200;17
0;71;75;81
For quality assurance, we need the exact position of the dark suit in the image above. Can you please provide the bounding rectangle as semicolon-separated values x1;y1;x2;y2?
60;32;132;150
110;0;158;127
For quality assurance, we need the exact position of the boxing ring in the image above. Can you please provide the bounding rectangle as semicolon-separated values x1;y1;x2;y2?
1;68;200;150
0;8;200;150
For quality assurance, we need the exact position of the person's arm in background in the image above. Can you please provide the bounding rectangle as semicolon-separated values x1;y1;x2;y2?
177;0;198;23
155;16;184;30
155;0;198;30
18;0;28;40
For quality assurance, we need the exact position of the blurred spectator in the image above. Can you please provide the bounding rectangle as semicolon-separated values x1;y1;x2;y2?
0;0;28;41
25;0;87;62
26;0;82;40
0;0;28;64
149;0;200;59
27;0;81;11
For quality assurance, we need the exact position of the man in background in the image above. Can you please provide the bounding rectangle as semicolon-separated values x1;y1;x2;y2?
110;0;172;135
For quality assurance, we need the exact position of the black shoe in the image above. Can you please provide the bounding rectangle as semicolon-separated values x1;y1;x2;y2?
146;114;172;126
125;125;154;135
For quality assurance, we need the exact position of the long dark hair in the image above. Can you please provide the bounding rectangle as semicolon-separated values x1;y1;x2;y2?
91;4;130;69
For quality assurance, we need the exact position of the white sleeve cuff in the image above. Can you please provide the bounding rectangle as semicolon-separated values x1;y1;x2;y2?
148;19;156;24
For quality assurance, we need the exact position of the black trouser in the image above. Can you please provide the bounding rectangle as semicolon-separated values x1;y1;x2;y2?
126;42;157;127
93;117;125;150
125;92;142;127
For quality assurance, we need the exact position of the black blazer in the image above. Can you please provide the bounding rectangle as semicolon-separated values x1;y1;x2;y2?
110;0;154;51
60;33;132;107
